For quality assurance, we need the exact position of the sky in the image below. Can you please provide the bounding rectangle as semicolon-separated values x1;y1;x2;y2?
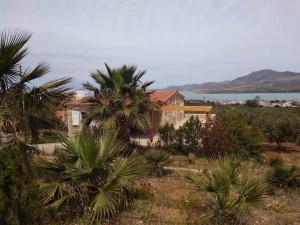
1;0;300;88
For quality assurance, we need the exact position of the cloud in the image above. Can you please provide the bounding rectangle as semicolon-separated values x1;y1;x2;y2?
1;0;300;88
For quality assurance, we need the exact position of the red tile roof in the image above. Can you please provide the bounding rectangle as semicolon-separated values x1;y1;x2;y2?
149;90;178;103
66;90;180;107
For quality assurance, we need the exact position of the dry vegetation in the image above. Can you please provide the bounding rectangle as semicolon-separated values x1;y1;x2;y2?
113;143;300;225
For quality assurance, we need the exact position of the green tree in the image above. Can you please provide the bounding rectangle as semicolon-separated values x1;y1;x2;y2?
157;123;176;148
36;132;148;223
83;63;156;143
221;112;262;157
0;140;46;225
181;116;202;152
144;149;172;176
267;160;300;188
0;31;72;143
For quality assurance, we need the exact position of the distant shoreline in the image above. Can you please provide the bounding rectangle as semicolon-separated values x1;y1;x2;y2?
180;91;300;101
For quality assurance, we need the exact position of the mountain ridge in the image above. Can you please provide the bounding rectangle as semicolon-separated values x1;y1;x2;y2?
166;69;300;93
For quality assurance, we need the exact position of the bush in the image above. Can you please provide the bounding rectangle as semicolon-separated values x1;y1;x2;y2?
36;132;148;223
269;157;283;167
267;162;300;188
201;117;233;157
221;112;262;157
180;116;202;152
157;123;175;148
144;149;172;176
187;160;269;224
0;140;46;225
187;153;197;164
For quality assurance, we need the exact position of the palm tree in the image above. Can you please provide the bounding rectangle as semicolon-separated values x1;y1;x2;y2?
144;149;172;176
267;159;300;188
83;63;157;143
187;160;269;224
36;131;148;223
0;31;31;93
0;31;72;143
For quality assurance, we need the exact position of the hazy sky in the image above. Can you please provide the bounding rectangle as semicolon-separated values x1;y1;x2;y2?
1;0;300;88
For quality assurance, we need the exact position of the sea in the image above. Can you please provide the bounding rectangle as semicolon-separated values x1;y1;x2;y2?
180;91;300;101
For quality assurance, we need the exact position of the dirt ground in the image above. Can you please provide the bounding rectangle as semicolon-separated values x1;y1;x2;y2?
115;143;300;225
261;142;300;166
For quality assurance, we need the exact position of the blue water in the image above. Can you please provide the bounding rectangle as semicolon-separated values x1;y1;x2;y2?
181;91;300;101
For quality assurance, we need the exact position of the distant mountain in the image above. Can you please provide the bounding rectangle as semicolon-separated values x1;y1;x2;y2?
166;69;300;93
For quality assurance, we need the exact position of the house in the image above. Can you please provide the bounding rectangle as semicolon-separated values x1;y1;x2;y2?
149;90;185;131
65;89;212;136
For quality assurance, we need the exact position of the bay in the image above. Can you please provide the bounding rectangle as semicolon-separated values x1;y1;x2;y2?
181;91;300;101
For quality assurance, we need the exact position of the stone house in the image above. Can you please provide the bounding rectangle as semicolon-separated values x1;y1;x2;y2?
149;90;185;131
65;90;185;135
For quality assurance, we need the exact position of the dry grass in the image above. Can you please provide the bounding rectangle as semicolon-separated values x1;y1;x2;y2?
261;142;300;166
115;147;300;225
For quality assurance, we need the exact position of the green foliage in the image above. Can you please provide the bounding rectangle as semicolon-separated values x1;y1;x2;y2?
180;116;202;151
158;116;232;157
216;106;300;150
158;116;202;154
36;132;148;223
144;149;172;176
37;132;64;144
269;157;283;167
0;30;72;143
157;123;175;148
187;160;269;224
245;99;259;107
83;63;157;143
261;116;297;150
220;110;263;157
267;160;300;188
0;140;46;225
187;153;197;164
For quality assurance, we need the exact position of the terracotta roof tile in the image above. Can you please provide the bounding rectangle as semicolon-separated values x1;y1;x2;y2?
66;90;180;107
149;90;179;103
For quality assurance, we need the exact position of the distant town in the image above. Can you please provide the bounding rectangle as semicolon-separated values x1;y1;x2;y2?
187;98;300;107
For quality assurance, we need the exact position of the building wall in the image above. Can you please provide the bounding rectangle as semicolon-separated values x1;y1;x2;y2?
184;113;216;123
67;107;87;135
153;92;185;130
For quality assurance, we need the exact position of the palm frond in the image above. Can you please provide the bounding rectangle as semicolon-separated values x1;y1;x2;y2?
0;30;31;92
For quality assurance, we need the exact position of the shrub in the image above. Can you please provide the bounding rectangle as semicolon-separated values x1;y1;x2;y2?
200;117;233;157
267;162;300;188
157;123;176;148
181;116;202;151
144;149;172;176
0;140;46;225
187;160;269;224
222;112;262;157
188;153;197;164
269;157;283;167
36;132;148;223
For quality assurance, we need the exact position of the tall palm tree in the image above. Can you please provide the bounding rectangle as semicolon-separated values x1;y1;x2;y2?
0;31;31;93
36;132;148;223
0;30;72;142
187;160;269;224
83;63;157;143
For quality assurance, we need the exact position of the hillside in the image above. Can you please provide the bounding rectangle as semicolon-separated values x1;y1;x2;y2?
166;69;300;93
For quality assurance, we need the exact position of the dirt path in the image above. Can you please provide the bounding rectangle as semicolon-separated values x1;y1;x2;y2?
164;166;202;173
